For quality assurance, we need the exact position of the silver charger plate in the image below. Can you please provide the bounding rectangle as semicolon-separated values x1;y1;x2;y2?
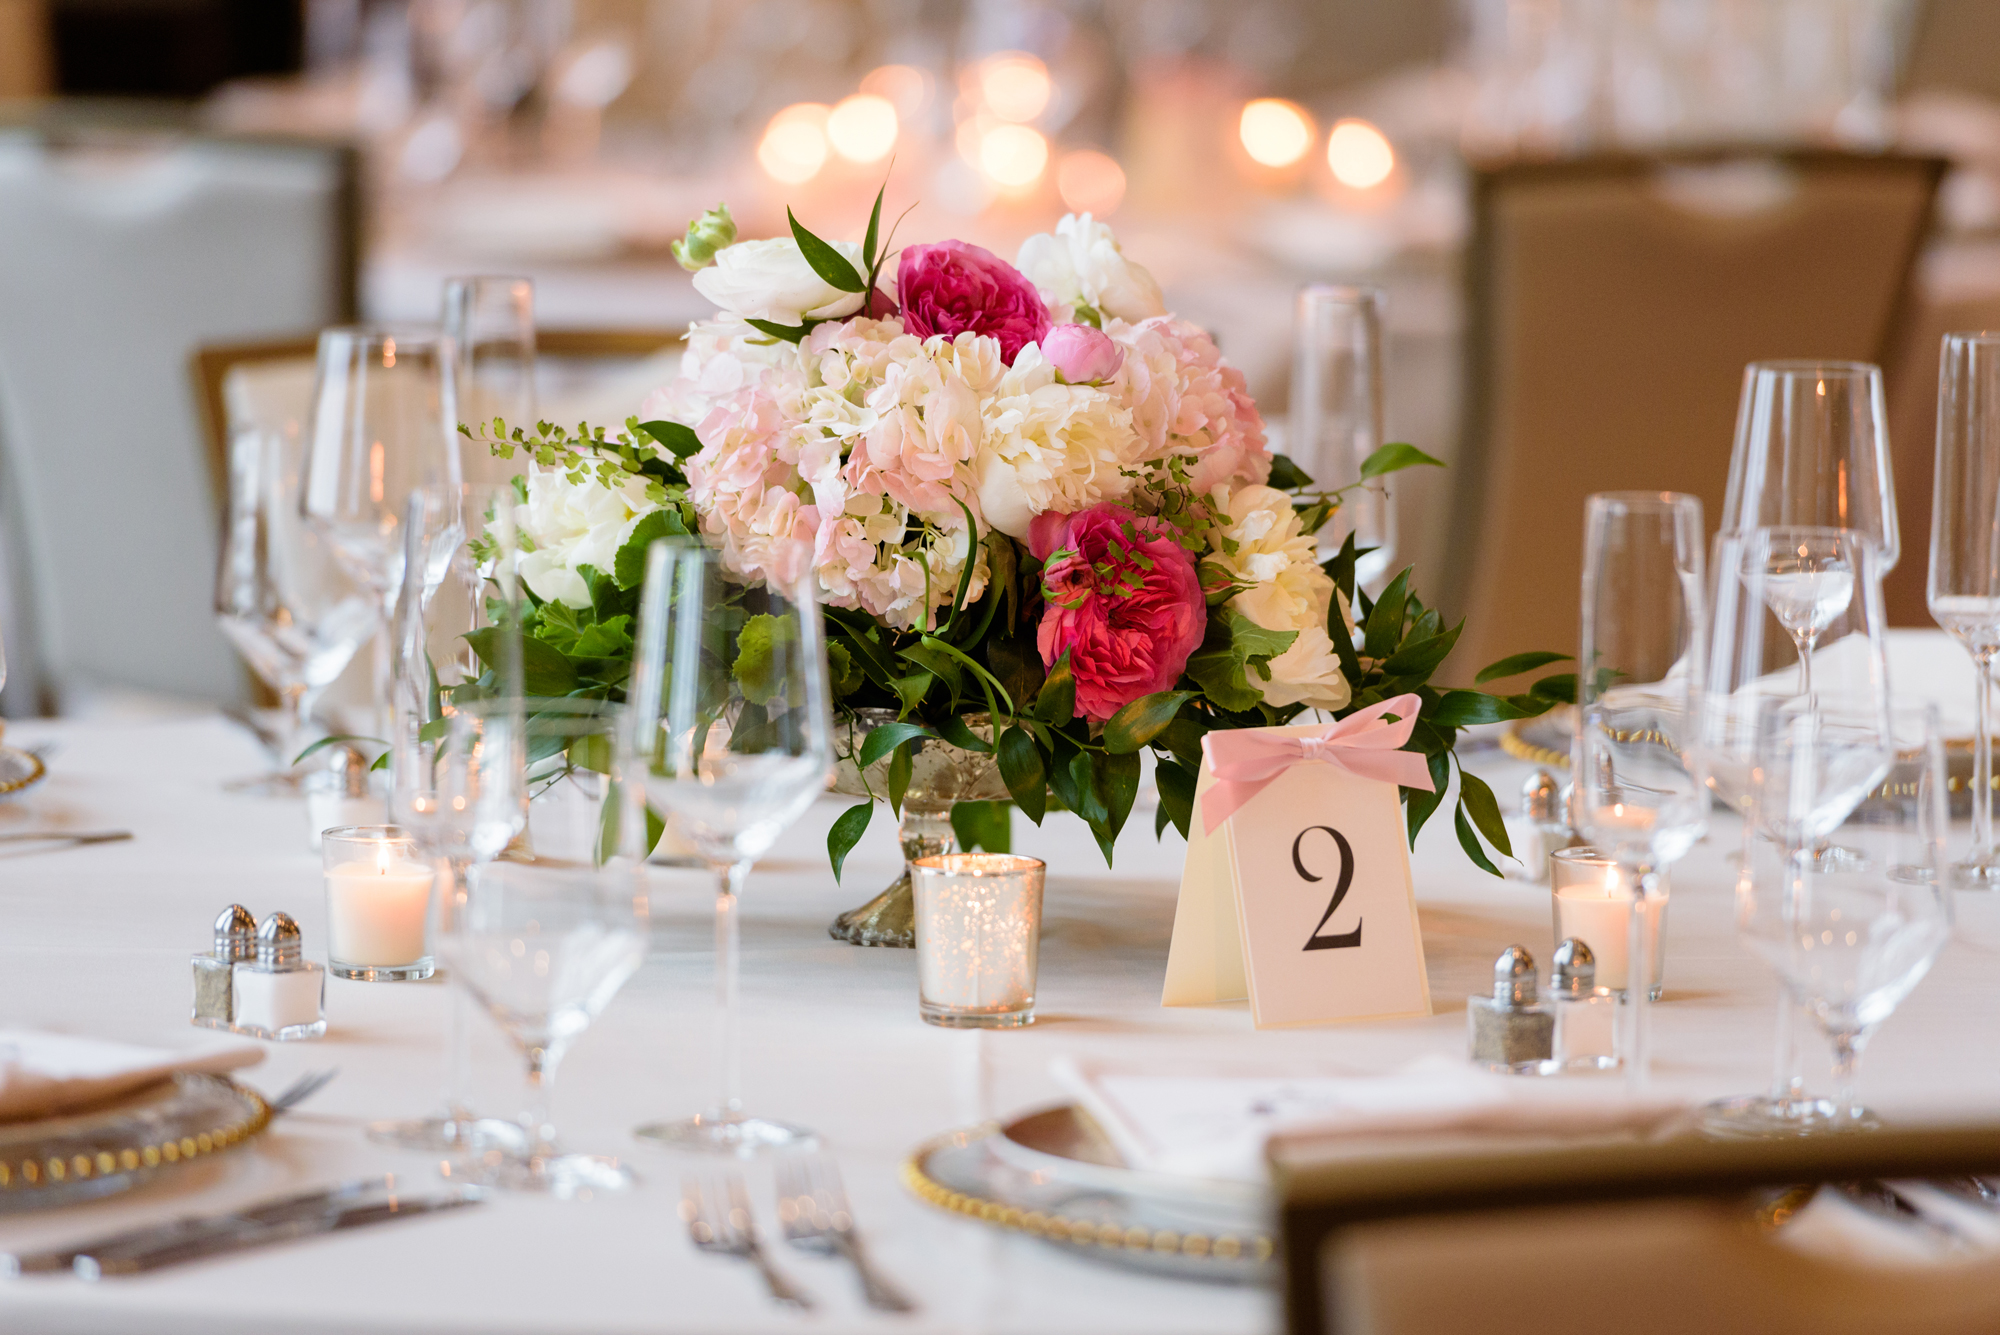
905;1106;1274;1284
0;747;46;800
0;1074;271;1212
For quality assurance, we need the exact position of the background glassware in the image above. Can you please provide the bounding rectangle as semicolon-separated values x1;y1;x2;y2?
1289;284;1393;587
443;855;646;1194
1721;360;1898;570
1928;332;2000;886
1574;491;1709;1090
912;853;1046;1028
298;325;461;732
628;542;834;1154
1735;705;1950;1129
521;695;629;866
215;425;376;785
442;275;535;487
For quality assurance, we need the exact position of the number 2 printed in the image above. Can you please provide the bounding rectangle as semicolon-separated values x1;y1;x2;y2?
1295;825;1361;952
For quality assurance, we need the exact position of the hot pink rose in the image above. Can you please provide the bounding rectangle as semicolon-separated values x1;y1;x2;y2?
1032;506;1206;722
1041;323;1124;383
897;240;1051;364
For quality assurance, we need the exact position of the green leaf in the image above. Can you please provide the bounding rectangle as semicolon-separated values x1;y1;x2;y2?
745;318;809;344
862;180;885;268
637;419;703;459
1429;690;1525;728
1034;650;1075;725
1100;750;1142;845
1529;673;1578;704
887;741;913;816
1186;610;1298;713
1363;567;1411;660
950;800;1011;854
1360;442;1445;480
1154;757;1196;840
1405;749;1452;846
827;641;865;696
1457;769;1513;859
1380;623;1461;680
1454;805;1502;877
827;801;873;884
937;714;993;753
466;628;577;696
291;733;385;767
1103;690;1195;755
996;725;1047;824
787;208;866;291
888;670;935;715
1155;716;1206;770
733;614;801;706
1265;453;1315;490
985;631;1044;710
858;720;935;769
572;614;634;660
1045;733;1083;816
1325;531;1359;604
1474;651;1572;685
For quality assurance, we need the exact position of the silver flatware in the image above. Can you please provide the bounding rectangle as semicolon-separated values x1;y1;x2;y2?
5;1177;391;1277
682;1172;813;1310
76;1187;482;1278
776;1152;914;1312
0;830;131;847
267;1068;338;1116
1928;1176;2000;1210
1836;1180;1973;1247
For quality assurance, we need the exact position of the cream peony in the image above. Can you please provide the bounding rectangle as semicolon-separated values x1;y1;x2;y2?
1015;213;1167;324
692;237;870;325
1209;485;1351;711
513;467;660;609
973;346;1144;539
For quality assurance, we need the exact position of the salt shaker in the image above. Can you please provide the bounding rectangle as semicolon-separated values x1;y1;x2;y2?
1503;769;1569;881
1549;938;1618;1071
191;905;257;1030
305;743;382;853
1468;945;1553;1073
231;913;327;1041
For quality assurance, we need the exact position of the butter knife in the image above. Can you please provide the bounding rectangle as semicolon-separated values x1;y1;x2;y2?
5;1178;391;1277
76;1189;483;1279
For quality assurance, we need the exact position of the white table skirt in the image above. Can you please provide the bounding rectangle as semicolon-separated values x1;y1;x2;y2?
3;703;2000;1335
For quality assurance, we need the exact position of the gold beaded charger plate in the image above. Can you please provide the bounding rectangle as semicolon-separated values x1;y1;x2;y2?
905;1106;1274;1284
0;747;46;799
0;1074;270;1212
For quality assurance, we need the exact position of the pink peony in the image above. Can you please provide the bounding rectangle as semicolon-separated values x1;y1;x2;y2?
898;241;1051;365
1041;323;1124;383
1032;505;1207;722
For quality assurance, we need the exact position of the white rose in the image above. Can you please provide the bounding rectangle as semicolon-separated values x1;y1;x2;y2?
1015;213;1166;323
513;466;657;609
692;237;869;325
1211;484;1351;711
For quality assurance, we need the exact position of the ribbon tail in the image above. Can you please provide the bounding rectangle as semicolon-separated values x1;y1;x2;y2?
1199;776;1277;837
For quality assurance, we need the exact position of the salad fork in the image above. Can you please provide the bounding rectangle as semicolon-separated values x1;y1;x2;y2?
775;1153;915;1312
681;1173;813;1310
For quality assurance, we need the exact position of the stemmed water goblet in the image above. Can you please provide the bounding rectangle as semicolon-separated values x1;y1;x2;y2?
1574;491;1710;1091
1929;331;2000;886
628;542;835;1154
1721;360;1897;566
1290;284;1392;586
442;275;536;487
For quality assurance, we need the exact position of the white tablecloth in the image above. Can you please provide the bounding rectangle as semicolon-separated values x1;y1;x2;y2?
3;699;2000;1334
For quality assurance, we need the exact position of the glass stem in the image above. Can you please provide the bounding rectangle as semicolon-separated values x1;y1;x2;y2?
276;682;311;769
1829;1032;1862;1120
371;610;394;741
1975;649;1997;861
715;861;749;1123
521;1040;563;1160
1621;865;1658;1093
1796;631;1816;712
441;856;473;1125
1768;992;1802;1106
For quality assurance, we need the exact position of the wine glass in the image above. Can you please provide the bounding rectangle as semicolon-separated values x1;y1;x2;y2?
1721;360;1897;569
1736;704;1949;1128
521;696;630;865
443;853;647;1194
627;542;835;1154
215;425;377;785
1289;284;1392;586
299;325;462;732
1574;491;1709;1091
442;275;536;486
1928;331;2000;886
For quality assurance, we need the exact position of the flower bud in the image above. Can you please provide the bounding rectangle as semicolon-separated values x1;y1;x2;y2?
1042;322;1124;384
672;203;738;272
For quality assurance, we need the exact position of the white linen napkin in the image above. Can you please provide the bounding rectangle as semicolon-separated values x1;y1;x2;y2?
1052;1055;1689;1183
0;1030;264;1122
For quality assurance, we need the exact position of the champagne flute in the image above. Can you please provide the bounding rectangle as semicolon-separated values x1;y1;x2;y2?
1575;491;1709;1092
1928;331;2000;886
214;425;377;785
628;542;834;1154
442;275;536;486
1289;284;1392;585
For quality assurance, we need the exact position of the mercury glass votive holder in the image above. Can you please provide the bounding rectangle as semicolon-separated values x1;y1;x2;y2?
911;853;1046;1029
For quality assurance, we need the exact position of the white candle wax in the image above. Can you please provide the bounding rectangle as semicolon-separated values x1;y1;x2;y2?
325;855;435;967
1550;858;1668;994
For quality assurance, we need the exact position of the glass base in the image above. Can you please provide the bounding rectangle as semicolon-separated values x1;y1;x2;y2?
331;959;434;982
367;1114;529;1154
633;1113;816;1156
1697;1094;1879;1139
453;1148;636;1198
1613;985;1666;1002
920;1003;1035;1029
1952;857;2000;890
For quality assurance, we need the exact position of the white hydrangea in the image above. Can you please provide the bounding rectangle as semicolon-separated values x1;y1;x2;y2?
1015;213;1167;324
972;345;1145;540
1209;485;1351;711
513;467;659;609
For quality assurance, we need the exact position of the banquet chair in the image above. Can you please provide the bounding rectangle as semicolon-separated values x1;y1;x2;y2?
1441;149;1944;684
0;116;356;715
1275;1122;2000;1335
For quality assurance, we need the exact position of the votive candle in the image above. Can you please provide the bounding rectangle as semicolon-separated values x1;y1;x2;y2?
912;853;1046;1029
1549;847;1668;999
323;826;436;982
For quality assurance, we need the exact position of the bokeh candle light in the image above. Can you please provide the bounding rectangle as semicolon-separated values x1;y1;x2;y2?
1326;117;1395;188
1240;98;1315;168
913;853;1046;1028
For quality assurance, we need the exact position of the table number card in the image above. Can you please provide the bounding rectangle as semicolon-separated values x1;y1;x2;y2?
1162;697;1433;1028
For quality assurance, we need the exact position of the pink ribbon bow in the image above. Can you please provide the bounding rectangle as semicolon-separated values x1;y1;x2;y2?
1198;694;1435;836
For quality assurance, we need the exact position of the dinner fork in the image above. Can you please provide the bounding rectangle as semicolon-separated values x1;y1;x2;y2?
268;1068;339;1116
681;1173;813;1310
775;1153;914;1312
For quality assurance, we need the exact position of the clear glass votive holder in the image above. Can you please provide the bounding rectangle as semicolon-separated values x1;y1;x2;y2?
323;825;437;981
912;853;1046;1029
1549;847;1668;1000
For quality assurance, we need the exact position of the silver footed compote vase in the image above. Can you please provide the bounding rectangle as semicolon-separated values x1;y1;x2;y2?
828;709;1009;948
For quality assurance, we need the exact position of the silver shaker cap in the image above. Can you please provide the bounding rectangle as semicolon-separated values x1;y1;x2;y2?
329;743;371;798
1521;769;1561;822
1551;938;1596;996
256;912;303;969
213;905;257;961
1491;945;1538;1007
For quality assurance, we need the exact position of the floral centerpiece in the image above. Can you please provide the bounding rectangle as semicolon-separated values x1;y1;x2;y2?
469;190;1569;882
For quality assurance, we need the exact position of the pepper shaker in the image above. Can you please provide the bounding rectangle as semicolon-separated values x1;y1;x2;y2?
231;913;327;1041
1503;769;1571;882
1549;938;1618;1071
1468;945;1553;1073
191;905;257;1030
